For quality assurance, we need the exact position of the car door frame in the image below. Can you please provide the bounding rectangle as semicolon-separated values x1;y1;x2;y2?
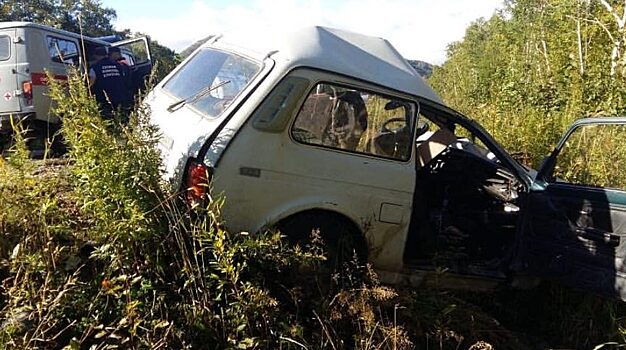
515;117;626;300
401;100;535;284
111;36;152;93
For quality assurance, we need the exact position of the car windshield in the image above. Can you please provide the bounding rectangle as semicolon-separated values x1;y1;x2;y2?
162;48;262;118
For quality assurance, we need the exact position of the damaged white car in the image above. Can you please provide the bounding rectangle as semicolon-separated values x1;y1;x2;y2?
147;26;626;300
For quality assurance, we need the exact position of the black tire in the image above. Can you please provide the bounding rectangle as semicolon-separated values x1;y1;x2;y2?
277;211;368;270
21;120;65;158
0;132;12;156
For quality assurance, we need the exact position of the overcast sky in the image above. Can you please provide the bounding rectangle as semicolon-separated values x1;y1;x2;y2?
101;0;503;64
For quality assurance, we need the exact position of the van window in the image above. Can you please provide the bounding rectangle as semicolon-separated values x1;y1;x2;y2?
292;83;416;161
0;36;9;61
163;48;262;118
47;36;79;65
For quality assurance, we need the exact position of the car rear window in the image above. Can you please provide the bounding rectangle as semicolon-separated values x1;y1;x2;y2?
0;36;10;61
162;48;262;118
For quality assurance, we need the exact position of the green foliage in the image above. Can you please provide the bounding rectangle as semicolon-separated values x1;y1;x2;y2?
429;0;626;168
149;39;181;82
0;0;116;37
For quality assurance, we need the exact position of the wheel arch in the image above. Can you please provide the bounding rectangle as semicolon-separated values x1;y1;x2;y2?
274;207;369;259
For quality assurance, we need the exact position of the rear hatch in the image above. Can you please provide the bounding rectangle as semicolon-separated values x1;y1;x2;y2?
147;45;272;185
0;28;20;115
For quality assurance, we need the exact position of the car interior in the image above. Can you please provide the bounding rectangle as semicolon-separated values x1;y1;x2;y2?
403;105;525;277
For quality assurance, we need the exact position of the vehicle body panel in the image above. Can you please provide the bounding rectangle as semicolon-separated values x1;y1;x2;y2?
518;118;626;300
212;69;419;270
0;28;20;116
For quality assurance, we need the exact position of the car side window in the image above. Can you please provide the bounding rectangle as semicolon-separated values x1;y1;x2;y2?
291;83;416;161
552;124;626;190
114;38;150;66
47;36;79;65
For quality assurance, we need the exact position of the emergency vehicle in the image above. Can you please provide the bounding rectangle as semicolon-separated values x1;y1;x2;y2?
0;21;151;154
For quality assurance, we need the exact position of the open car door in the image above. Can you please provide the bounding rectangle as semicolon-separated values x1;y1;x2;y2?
111;37;152;94
517;117;626;300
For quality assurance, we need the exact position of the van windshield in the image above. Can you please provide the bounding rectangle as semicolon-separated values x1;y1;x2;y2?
0;36;10;61
163;48;261;118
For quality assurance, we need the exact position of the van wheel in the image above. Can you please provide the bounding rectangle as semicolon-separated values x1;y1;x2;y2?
23;121;65;158
0;132;12;157
277;211;368;271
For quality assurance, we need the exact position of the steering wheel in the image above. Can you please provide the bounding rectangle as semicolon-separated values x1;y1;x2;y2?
381;117;407;133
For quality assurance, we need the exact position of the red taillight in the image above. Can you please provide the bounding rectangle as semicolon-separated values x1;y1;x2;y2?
186;161;211;205
22;81;33;105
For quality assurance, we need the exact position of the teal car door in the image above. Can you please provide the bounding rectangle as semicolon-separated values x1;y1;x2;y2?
517;118;626;300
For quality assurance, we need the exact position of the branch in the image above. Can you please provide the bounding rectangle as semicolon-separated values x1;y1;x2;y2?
598;0;626;28
580;16;617;43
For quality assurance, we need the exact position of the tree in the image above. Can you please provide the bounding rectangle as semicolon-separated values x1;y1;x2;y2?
430;0;626;166
0;1;179;81
129;32;180;82
0;0;116;37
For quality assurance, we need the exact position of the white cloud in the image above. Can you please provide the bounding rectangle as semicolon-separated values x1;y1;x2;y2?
115;0;503;64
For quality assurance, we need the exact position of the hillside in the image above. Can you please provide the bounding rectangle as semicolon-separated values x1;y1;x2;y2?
408;59;434;78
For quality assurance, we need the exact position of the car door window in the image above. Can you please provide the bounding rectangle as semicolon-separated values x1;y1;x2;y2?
552;124;626;190
115;40;149;65
291;83;416;161
47;36;79;65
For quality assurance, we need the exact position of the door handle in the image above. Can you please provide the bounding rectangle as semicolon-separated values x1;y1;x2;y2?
576;227;621;246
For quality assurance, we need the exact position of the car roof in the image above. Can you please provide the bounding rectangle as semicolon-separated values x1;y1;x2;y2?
0;21;111;46
209;26;443;103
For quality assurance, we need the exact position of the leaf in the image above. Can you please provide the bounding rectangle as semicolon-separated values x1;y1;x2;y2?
94;330;107;339
10;243;20;259
237;338;255;349
154;320;170;329
593;342;621;350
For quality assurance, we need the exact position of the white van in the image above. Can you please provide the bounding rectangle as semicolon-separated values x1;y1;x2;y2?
0;22;152;152
148;26;626;301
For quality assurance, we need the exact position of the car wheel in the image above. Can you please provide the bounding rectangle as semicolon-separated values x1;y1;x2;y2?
277;211;367;271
